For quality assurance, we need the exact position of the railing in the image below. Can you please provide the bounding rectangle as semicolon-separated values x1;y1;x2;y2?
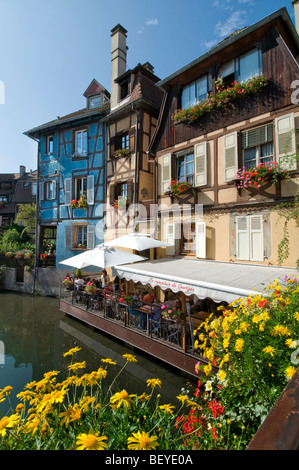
60;285;196;351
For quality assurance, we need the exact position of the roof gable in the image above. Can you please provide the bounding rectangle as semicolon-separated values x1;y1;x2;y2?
83;79;109;98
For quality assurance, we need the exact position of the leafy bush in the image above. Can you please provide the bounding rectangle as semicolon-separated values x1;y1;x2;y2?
193;275;299;444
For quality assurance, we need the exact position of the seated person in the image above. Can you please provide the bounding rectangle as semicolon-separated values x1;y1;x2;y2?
74;277;85;290
150;299;162;328
143;289;155;303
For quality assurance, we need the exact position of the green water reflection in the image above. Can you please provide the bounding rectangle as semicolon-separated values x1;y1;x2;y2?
0;291;193;415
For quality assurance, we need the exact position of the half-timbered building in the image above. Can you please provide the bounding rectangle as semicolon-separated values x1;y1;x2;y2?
104;25;163;245
24;81;110;267
147;7;299;268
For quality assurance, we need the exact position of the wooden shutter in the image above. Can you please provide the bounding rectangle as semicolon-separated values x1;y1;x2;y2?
65;225;72;249
196;222;206;259
194;142;207;187
87;225;95;250
161;153;171;193
250;215;263;262
129;128;135;152
223;132;238;182
275;113;296;171
127;180;133;205
39;181;44;201
109;183;115;205
64;178;72;206
52;180;56;200
87;175;94;205
236;216;250;261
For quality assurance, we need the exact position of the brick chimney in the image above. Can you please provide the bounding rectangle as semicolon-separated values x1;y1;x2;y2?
293;0;299;34
110;24;128;109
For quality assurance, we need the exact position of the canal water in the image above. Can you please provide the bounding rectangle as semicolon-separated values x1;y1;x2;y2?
0;291;194;415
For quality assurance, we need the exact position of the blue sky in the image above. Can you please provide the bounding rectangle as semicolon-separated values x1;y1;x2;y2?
0;0;296;173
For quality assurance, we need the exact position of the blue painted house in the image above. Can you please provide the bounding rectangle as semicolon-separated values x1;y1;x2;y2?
24;80;110;268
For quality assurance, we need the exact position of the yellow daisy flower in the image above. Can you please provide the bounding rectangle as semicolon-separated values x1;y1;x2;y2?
76;430;108;450
128;431;158;450
146;378;161;389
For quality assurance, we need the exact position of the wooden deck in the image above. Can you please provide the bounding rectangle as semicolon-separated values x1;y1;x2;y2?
59;296;204;379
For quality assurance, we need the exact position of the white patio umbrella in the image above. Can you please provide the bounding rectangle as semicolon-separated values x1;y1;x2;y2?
59;244;147;270
104;232;172;251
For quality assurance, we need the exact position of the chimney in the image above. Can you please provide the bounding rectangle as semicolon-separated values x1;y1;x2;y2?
110;24;128;109
19;165;25;177
293;0;299;34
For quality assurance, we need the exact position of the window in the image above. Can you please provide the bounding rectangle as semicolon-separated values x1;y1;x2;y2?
236;215;264;262
66;224;95;250
181;74;212;109
121;133;129;150
75;177;87;199
120;79;129;100
117;182;128;199
239;48;261;83
75;130;88;156
47;136;54;154
218;48;262;87
176;151;194;185
89;95;101;109
241;124;273;170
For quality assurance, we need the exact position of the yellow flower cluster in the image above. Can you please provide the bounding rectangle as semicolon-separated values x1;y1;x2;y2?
0;349;182;451
194;277;299;388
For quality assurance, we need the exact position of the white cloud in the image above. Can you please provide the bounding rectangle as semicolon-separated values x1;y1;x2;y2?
146;18;159;26
215;9;247;38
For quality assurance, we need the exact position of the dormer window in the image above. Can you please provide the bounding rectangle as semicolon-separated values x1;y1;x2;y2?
89;95;101;109
47;135;54;154
218;47;262;88
120;79;129;100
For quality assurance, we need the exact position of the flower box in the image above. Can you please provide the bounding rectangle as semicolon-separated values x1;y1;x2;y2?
114;148;130;158
235;162;288;191
70;195;88;209
172;75;268;125
168;179;193;197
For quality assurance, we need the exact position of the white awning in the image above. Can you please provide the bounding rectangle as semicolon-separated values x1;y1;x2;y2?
113;258;298;303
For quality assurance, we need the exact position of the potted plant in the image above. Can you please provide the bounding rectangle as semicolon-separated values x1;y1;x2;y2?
115;148;130;158
85;282;97;295
5;252;14;258
235;161;288;190
161;304;182;318
15;252;23;259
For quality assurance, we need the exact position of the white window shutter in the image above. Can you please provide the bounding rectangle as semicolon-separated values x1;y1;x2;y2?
194;142;207;187
87;225;95;250
166;223;175;256
39;181;44;201
236;216;250;261
275;113;296;171
64;178;72;206
87;175;94;205
223;132;238;182
161;153;171;193
250;215;264;262
196;222;206;259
